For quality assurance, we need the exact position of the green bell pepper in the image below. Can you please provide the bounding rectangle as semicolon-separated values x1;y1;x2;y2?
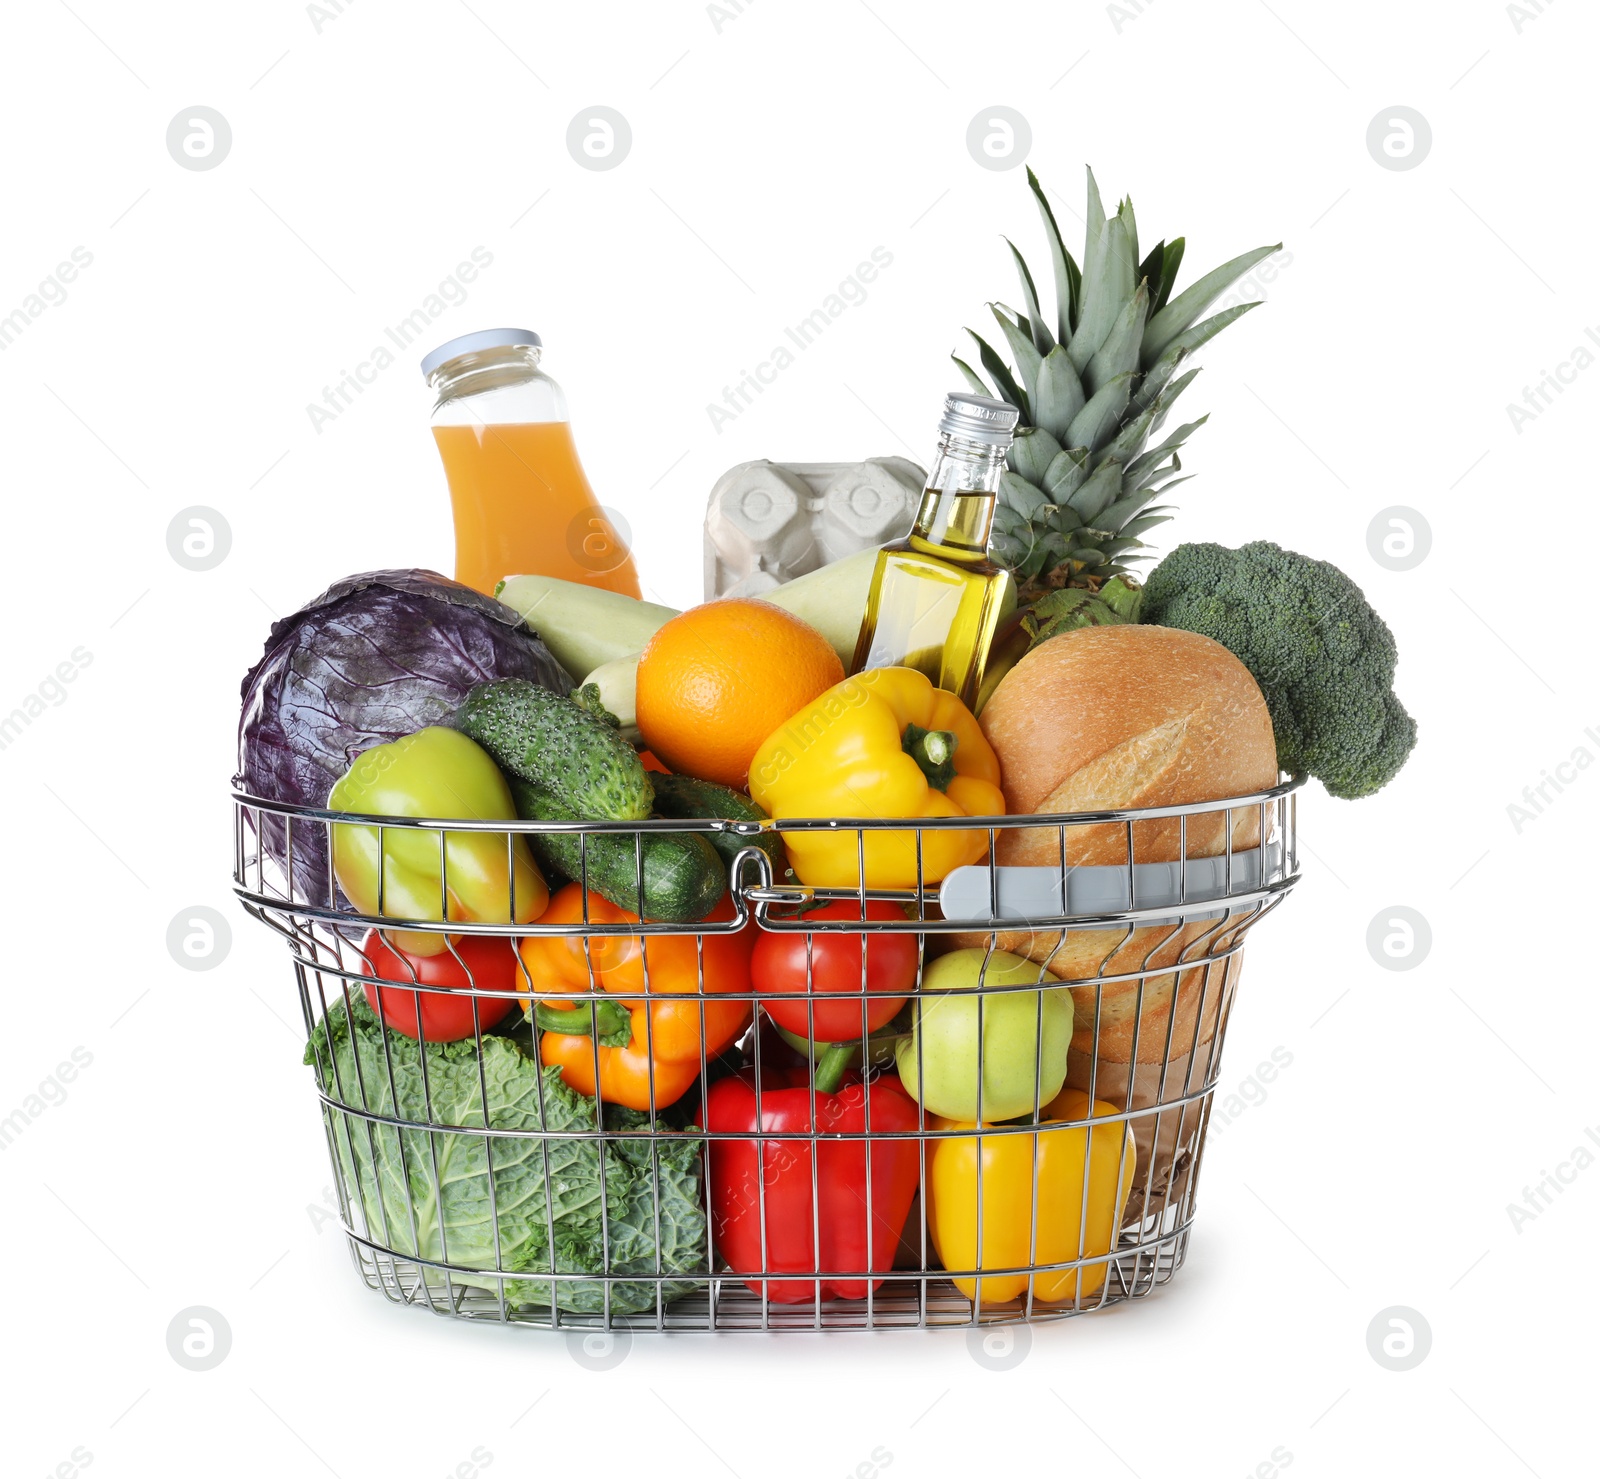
328;726;547;956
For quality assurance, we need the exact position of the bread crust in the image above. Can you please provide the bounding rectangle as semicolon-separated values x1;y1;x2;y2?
980;624;1278;867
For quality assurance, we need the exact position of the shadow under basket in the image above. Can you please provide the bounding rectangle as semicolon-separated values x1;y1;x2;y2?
233;778;1301;1332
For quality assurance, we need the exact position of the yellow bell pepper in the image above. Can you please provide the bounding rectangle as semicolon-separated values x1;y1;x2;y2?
926;1090;1136;1304
748;667;1005;888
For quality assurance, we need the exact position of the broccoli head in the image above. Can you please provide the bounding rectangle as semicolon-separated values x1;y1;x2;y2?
1141;540;1416;799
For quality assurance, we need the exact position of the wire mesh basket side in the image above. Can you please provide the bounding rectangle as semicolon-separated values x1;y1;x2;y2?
234;781;1299;1331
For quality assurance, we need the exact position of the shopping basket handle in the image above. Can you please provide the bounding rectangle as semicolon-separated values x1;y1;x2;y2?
937;845;1277;924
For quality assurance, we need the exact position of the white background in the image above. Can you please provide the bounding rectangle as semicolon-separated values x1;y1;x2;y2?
2;1;1595;1475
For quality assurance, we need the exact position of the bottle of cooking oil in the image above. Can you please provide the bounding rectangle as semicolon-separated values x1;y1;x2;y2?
850;392;1019;709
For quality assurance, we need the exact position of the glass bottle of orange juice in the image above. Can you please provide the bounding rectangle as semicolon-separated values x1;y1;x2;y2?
421;328;640;598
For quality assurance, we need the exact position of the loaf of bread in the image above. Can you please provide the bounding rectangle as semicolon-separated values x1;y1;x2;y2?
951;624;1274;1082
979;624;1278;868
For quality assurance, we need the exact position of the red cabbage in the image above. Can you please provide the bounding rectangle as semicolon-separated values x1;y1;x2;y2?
237;568;572;905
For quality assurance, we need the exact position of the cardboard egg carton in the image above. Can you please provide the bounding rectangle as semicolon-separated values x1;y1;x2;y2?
703;457;925;599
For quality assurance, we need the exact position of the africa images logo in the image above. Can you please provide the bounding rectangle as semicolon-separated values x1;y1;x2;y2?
705;248;894;433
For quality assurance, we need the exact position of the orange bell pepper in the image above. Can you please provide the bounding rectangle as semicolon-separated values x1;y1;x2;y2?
518;883;753;1111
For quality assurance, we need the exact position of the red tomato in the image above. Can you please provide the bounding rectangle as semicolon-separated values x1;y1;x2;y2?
361;932;520;1042
752;900;917;1042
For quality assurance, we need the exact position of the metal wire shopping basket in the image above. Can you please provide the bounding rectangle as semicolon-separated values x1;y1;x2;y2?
231;779;1301;1332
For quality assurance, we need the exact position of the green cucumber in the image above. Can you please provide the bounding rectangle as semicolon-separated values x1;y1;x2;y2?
453;680;652;822
457;679;722;921
509;779;724;923
648;773;787;883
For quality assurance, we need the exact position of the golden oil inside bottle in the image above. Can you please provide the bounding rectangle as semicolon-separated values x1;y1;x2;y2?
851;487;1014;710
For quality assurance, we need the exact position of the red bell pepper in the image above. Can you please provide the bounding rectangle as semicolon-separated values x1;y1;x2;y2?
702;1067;922;1303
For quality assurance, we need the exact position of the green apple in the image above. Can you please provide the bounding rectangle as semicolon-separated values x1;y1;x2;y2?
896;949;1071;1121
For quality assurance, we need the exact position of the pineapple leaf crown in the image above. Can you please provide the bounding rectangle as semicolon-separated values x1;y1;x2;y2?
955;166;1280;596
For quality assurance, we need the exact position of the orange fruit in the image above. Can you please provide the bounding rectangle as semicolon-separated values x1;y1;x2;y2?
636;599;845;791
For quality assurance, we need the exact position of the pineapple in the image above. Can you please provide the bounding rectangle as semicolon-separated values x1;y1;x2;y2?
955;167;1279;637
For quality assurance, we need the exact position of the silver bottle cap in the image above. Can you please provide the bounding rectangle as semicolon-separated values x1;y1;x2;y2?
420;327;542;380
938;392;1019;447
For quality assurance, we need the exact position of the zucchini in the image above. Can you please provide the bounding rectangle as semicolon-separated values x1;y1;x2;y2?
453;680;652;822
509;779;725;923
649;773;787;883
496;553;879;682
760;545;881;666
584;651;643;745
494;575;675;680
